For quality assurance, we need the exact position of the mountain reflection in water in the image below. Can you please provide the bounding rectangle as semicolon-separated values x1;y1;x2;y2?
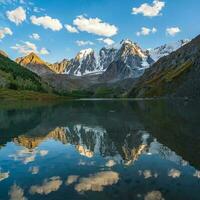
0;100;200;200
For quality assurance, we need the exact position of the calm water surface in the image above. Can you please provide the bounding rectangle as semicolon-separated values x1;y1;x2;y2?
0;100;200;200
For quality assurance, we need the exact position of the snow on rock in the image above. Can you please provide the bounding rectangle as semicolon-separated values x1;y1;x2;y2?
149;39;190;62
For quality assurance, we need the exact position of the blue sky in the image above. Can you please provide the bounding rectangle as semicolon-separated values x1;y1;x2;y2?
0;0;200;63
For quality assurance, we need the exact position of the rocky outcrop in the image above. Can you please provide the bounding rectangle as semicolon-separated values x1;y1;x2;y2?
48;59;70;74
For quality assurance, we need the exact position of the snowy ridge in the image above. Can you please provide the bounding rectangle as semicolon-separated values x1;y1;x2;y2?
149;39;190;62
64;38;190;78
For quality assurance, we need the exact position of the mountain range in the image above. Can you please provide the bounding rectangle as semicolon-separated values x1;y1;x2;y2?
1;35;200;98
15;39;188;80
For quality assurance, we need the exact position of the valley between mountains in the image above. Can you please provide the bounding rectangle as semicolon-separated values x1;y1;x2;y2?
1;35;200;99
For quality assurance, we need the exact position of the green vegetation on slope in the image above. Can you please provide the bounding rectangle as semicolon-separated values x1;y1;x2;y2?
0;54;52;92
0;88;62;101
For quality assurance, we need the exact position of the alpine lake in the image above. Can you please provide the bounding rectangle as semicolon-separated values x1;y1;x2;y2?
0;99;200;200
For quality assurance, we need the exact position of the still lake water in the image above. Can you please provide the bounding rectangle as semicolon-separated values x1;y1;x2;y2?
0;99;200;200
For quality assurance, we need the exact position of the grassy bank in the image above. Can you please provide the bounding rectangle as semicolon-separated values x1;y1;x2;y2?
0;88;69;102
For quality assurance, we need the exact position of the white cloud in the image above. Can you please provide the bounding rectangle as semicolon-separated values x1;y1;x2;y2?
98;38;115;46
9;184;27;200
39;150;49;156
30;15;63;31
75;171;119;193
6;6;26;25
136;27;157;36
0;171;9;181
168;169;181;178
29;166;39;175
65;175;79;185
11;41;49;55
144;190;164;200
0;27;13;40
76;40;94;46
73;15;118;37
193;171;200;178
33;7;45;13
105;160;116;167
29;33;40;40
23;155;35;164
39;47;49;55
29;176;63;195
138;170;158;179
11;41;37;55
166;27;181;36
132;0;165;17
65;24;79;33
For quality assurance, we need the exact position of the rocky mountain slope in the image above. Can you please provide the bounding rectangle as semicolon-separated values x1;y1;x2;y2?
149;39;190;61
65;40;154;79
100;40;154;82
0;53;52;92
48;59;70;74
65;48;97;76
16;53;54;75
128;35;200;98
0;50;8;58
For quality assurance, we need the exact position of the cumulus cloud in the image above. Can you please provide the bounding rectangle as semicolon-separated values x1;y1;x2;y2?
0;27;13;40
193;170;200;178
30;15;63;31
168;169;181;178
138;170;158;179
132;0;165;17
39;150;49;156
29;33;40;40
73;15;118;37
98;38;115;46
33;7;45;13
136;27;157;36
76;40;94;46
29;166;39;175
30;176;63;195
144;190;165;200
166;27;181;36
11;41;37;55
6;6;26;25
23;155;35;164
65;24;79;33
39;48;49;55
11;41;49;55
9;184;27;200
75;171;119;193
105;160;116;167
65;175;79;185
0;171;9;181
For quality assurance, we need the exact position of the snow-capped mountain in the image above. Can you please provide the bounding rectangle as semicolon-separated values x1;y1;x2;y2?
65;48;97;76
15;39;190;81
149;39;190;62
98;47;118;71
65;39;153;78
100;40;154;81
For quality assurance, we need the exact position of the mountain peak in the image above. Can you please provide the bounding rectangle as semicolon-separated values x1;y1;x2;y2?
16;52;45;65
76;48;94;61
0;50;9;58
120;39;133;45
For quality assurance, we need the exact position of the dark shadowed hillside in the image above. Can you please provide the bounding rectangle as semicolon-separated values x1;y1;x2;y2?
0;53;52;93
128;35;200;98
